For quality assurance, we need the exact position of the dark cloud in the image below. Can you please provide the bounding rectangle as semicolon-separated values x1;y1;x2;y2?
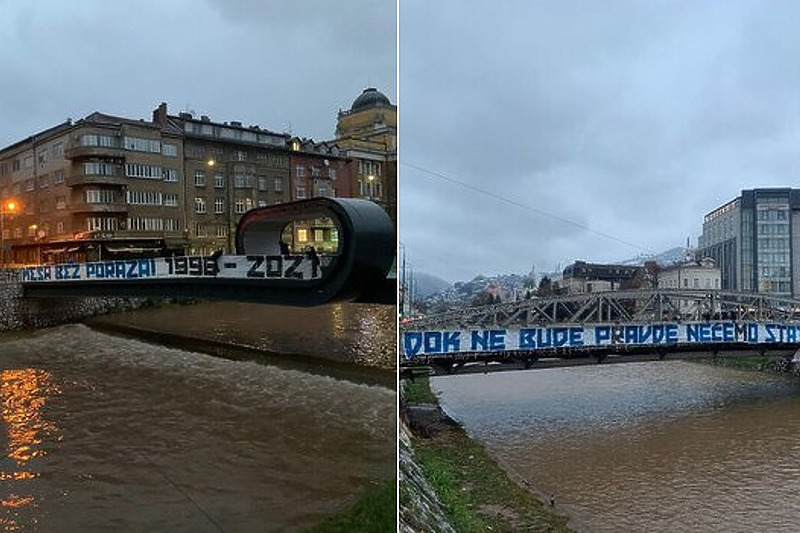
400;0;800;282
0;0;395;147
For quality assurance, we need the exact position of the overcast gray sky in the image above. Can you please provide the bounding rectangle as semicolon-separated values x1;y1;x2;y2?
400;0;800;283
0;0;395;147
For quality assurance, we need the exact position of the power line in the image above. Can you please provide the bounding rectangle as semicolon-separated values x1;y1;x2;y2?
401;160;654;254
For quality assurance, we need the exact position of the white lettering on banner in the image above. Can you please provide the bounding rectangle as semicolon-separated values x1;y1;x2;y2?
18;255;324;283
401;322;800;359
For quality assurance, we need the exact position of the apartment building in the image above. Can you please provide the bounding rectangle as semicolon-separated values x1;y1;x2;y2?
0;87;396;263
0;112;185;264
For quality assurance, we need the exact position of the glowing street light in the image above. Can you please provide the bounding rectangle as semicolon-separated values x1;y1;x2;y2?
366;175;375;199
1;199;19;267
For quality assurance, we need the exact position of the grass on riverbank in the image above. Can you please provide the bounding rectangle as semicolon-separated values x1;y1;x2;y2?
402;374;438;404
403;377;573;533
304;479;396;533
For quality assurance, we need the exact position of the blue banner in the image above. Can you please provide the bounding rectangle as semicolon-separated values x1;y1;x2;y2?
401;321;800;359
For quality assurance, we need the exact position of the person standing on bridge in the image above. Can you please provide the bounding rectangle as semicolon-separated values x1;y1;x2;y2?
279;239;291;257
306;246;321;277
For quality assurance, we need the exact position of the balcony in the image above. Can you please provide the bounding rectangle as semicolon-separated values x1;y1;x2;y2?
69;200;128;214
64;144;126;160
66;169;127;187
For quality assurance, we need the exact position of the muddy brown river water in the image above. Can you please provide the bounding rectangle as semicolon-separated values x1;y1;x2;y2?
433;360;800;532
0;303;396;532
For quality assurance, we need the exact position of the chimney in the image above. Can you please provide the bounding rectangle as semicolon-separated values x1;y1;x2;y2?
152;102;168;124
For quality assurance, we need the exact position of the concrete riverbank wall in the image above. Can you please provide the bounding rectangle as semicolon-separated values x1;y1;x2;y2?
0;269;156;332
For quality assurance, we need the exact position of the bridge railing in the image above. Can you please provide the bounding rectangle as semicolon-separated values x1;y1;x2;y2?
405;289;800;330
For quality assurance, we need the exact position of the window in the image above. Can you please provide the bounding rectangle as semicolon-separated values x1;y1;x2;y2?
87;189;116;204
23;156;33;169
56;196;66;209
12;159;20;171
311;166;321;177
216;225;228;238
234;175;253;188
328;168;336;179
194;170;206;186
80;134;117;148
296;184;306;199
125;163;162;179
314;229;324;241
215;198;224;213
235;199;246;214
258;176;267;191
54;170;64;184
215;173;225;188
86;217;118;231
163;169;178;182
56;221;65;234
234;150;247;161
297;229;308;242
126;190;162;205
295;166;305;177
52;143;64;158
258;200;267;207
85;162;117;176
195;197;206;213
162;143;178;157
164;218;180;232
124;137;161;153
274;177;283;191
127;217;163;231
163;194;179;206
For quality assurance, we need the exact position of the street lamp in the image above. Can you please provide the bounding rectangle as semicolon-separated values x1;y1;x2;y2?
0;200;18;267
366;174;375;199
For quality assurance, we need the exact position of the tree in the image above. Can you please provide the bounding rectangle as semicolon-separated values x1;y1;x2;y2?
536;276;555;297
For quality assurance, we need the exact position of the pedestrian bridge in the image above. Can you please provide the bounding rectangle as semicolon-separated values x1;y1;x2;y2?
18;198;395;306
400;289;800;376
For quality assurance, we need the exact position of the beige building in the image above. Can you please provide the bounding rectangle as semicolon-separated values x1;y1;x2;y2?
657;257;721;291
335;88;397;225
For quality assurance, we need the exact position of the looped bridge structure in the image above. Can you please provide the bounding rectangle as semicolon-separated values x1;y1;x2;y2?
18;198;395;306
401;289;800;376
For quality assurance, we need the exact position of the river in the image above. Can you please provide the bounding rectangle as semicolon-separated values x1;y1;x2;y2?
0;323;395;532
432;360;800;532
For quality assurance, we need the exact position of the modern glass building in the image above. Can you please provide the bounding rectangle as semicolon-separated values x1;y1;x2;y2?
697;188;800;296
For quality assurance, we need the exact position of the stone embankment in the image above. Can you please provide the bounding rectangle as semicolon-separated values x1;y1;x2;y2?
0;269;155;332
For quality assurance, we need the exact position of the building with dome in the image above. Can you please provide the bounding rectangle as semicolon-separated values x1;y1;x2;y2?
334;88;397;226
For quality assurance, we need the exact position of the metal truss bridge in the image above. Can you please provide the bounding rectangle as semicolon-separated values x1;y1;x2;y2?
400;289;800;376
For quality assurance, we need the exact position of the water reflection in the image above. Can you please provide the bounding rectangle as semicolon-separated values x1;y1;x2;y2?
331;304;346;343
0;369;60;531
